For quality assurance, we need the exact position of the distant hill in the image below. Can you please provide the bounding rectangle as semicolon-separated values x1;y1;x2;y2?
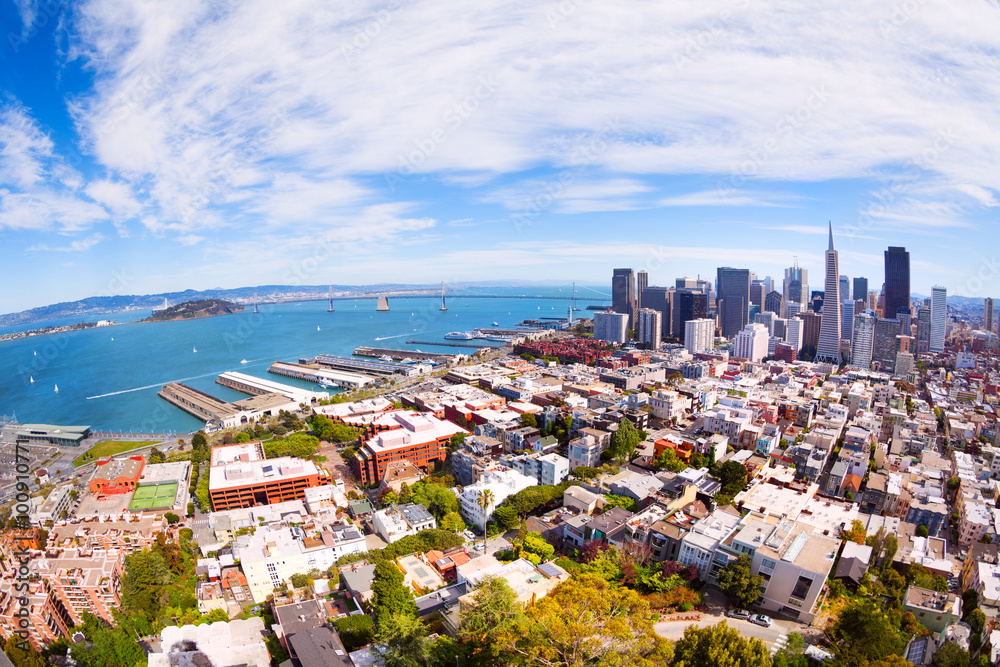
1;281;607;327
141;299;245;322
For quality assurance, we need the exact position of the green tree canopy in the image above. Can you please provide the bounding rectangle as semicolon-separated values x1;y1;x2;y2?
371;560;417;622
716;554;764;609
609;418;643;464
263;433;319;459
371;613;433;667
458;576;525;666
671;622;771;667
827;598;906;663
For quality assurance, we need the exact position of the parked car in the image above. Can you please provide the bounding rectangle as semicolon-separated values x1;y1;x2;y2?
750;614;773;628
463;530;477;541
726;608;752;620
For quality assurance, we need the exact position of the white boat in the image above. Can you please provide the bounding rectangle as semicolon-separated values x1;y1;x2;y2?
193;346;197;353
111;337;114;341
492;321;499;326
379;355;393;362
317;326;321;331
445;331;475;340
54;384;59;393
318;378;339;389
33;350;36;356
240;359;249;364
29;376;33;383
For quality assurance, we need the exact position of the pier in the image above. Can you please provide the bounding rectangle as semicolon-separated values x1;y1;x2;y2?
217;371;329;404
352;347;457;363
309;354;419;377
405;340;499;348
158;383;296;428
268;361;374;389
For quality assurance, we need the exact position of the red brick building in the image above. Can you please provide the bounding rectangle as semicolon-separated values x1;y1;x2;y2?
88;456;145;497
354;410;467;485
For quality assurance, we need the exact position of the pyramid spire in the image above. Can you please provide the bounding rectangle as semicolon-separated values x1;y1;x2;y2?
828;220;835;252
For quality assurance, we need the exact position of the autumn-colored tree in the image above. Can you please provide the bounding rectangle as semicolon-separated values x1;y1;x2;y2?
841;519;867;545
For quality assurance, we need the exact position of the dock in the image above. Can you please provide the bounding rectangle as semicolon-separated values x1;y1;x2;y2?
217;371;329;404
268;361;375;389
352;347;457;363
405;340;498;348
309;354;419;377
158;382;295;428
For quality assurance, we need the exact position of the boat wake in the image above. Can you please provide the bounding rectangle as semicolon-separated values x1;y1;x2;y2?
375;333;409;341
87;369;230;400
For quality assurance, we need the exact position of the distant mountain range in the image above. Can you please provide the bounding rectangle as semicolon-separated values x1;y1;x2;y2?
2;281;599;327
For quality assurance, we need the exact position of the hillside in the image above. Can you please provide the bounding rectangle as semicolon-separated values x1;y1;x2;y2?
141;299;246;322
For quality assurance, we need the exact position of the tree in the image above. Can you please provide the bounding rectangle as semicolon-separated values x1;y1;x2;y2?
371;614;432;667
715;460;748;496
916;524;929;538
506;574;671;666
149;447;165;464
335;614;375;651
609;419;643;464
493;505;519;531
947;476;961;493
966;608;987;637
371;559;416;622
197;609;230;624
671;622;771;667
522;533;555;562
772;632;809;667
164;512;180;524
440;511;466;533
841;519;867;545
459;576;524;666
477;489;495;551
602;494;638;513
827;598;906;662
191;431;207;449
520;413;537;429
931;641;969;667
962;588;980;618
4;636;46;667
381;491;399;507
716;554;764;609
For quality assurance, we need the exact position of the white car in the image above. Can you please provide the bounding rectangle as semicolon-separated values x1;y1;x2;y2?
750;614;773;628
464;530;477;541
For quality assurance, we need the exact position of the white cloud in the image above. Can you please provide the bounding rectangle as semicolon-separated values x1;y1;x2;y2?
27;233;104;252
658;189;804;208
0;106;54;190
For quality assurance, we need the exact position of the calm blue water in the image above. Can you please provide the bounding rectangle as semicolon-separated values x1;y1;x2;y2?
0;288;606;433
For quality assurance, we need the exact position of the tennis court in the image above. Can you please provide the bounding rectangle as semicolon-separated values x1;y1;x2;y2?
129;482;178;511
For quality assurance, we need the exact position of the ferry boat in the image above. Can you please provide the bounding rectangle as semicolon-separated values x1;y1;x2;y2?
318;378;339;389
444;331;475;340
379;355;394;362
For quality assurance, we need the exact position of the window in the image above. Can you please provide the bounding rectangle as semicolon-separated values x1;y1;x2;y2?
761;558;776;570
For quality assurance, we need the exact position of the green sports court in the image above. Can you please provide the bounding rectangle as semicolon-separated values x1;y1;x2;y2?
129;482;178;511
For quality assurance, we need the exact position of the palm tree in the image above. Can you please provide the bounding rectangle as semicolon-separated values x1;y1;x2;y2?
477;488;495;552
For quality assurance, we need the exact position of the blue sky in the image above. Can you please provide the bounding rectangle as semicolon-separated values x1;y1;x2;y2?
1;0;998;314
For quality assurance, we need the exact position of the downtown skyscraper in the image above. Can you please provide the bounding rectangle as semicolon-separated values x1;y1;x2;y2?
612;268;637;329
930;286;947;353
884;247;911;321
716;267;751;339
815;222;842;364
985;297;994;332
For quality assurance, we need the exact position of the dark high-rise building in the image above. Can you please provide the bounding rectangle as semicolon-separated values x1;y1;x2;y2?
640;286;671;336
985;297;994;332
716;267;751;339
797;311;822;355
764;290;783;315
883;247;911;323
897;309;912;336
636;270;648;310
612;268;637;329
853;277;868;302
810;292;824;313
750;281;766;309
673;290;709;343
873;318;901;372
916;306;931;355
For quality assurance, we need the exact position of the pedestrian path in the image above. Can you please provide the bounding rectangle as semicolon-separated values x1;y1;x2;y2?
769;633;788;655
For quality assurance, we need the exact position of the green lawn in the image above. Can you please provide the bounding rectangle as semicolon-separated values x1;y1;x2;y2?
73;440;159;467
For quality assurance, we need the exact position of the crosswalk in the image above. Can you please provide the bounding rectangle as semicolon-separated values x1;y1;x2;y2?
769;634;788;655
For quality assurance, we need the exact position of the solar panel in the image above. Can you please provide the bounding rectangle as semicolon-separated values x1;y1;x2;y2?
538;563;562;578
906;637;927;664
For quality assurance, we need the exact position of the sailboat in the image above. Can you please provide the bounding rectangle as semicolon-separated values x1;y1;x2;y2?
29;376;33;383
54;384;59;393
193;346;197;353
327;287;335;313
111;337;114;341
240;359;248;364
317;326;321;331
33;350;36;356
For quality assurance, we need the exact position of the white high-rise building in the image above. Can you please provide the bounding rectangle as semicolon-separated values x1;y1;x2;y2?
755;311;776;336
930;286;947;353
851;312;876;369
815;222;843;364
594;311;628;344
839;275;850;302
785;301;802;318
636;308;662;350
684;318;715;354
732;323;769;362
785;317;804;352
